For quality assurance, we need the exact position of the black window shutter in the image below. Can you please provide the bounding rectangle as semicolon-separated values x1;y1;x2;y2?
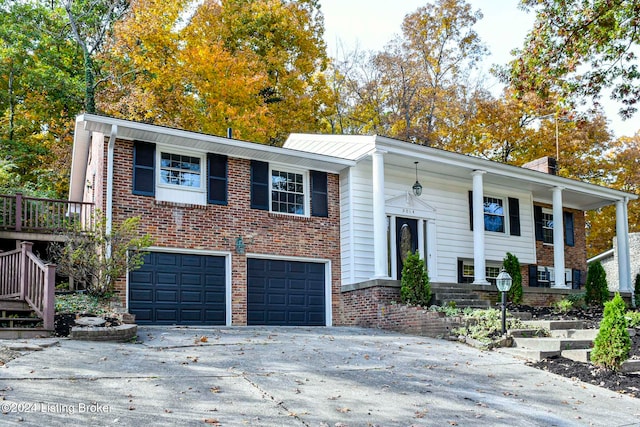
528;264;538;287
468;191;474;231
207;153;228;205
572;269;581;289
564;211;574;247
457;260;464;283
250;160;269;210
310;171;328;217
508;197;521;236
534;205;543;241
133;141;155;196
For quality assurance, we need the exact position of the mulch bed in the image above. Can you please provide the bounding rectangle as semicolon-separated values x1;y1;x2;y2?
509;304;640;399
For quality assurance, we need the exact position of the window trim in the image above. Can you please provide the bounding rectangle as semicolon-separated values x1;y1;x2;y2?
269;164;310;217
541;208;554;245
483;195;506;234
157;149;206;194
460;260;503;284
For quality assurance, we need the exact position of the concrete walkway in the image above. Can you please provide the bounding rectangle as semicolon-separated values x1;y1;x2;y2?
0;326;639;426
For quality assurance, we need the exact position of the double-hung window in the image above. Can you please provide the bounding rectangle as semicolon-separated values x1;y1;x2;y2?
271;169;306;215
542;208;554;244
483;196;505;233
160;153;201;188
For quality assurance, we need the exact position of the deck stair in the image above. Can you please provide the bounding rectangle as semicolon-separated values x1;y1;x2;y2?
430;283;490;309
0;299;50;339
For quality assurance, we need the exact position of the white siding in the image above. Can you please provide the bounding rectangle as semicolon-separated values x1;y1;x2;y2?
342;161;538;285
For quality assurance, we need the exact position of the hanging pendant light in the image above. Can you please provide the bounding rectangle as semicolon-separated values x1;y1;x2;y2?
412;161;422;196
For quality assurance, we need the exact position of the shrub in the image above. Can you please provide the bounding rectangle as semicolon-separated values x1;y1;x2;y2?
400;251;431;306
625;310;640;328
50;212;153;297
55;293;109;316
553;298;573;314
503;252;523;304
453;309;530;344
585;261;609;306
635;273;640;308
591;293;631;371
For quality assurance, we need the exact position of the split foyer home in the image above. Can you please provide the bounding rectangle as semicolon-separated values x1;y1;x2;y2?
67;114;638;327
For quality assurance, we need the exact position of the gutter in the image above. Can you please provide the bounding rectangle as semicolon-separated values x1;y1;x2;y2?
106;125;117;237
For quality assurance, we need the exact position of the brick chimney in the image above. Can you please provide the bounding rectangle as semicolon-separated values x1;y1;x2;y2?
522;156;557;175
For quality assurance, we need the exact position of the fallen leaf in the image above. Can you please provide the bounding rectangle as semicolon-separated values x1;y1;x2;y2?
337;407;350;413
210;386;221;393
203;418;221;425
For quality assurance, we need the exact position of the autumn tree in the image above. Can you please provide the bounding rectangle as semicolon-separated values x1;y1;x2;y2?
505;0;640;119
100;0;330;144
0;1;85;196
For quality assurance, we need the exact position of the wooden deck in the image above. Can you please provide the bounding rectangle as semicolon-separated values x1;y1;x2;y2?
0;193;93;236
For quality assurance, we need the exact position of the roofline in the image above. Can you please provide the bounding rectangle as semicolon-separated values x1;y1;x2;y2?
76;114;356;171
373;135;637;203
588;248;615;264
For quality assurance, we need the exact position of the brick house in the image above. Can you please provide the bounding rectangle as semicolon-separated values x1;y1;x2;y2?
69;115;637;326
69;114;353;326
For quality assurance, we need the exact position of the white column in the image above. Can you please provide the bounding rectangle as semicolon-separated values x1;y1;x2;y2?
616;198;631;292
418;218;426;259
471;171;489;285
426;219;437;281
372;149;388;278
551;186;567;288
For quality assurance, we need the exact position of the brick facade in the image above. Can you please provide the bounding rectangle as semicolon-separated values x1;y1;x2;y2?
340;281;461;337
521;204;587;288
95;138;342;325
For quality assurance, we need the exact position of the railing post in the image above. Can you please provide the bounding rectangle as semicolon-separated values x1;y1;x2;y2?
15;192;22;232
43;263;56;331
19;241;33;300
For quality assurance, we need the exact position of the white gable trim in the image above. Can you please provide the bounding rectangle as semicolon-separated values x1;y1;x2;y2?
385;192;436;220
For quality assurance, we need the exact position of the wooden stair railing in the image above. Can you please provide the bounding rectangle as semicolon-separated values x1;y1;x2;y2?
0;242;55;330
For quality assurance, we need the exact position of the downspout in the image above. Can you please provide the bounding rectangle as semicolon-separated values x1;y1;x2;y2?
106;125;117;240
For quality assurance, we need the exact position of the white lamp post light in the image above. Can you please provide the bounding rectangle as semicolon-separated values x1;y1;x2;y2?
496;268;513;335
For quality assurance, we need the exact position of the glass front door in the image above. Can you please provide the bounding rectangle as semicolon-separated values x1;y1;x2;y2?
396;217;418;280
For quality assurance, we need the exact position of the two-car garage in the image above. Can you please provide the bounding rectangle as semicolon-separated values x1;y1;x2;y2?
129;251;328;326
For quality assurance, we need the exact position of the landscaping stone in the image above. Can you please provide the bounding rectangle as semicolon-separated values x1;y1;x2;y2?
70;324;137;342
74;317;106;327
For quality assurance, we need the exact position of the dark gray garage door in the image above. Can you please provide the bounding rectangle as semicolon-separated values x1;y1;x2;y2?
129;252;226;325
247;259;326;326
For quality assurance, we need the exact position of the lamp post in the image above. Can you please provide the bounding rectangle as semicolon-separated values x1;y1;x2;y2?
496;269;513;336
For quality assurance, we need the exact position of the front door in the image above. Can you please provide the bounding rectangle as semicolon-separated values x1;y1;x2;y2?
396;217;418;279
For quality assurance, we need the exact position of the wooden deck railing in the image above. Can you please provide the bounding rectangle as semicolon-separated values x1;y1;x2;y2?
0;193;94;233
0;242;55;330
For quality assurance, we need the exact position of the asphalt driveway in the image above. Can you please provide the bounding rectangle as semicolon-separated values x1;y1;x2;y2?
0;326;639;426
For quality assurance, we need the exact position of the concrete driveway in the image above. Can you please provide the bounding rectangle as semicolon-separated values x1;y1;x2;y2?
0;326;639;426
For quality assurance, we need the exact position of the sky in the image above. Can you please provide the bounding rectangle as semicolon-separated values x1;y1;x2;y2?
319;0;638;138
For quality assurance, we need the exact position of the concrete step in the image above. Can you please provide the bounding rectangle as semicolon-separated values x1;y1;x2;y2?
0;328;53;339
551;329;599;340
621;360;640;373
435;299;490;308
498;347;561;361
512;337;594;352
509;328;549;338
521;320;586;330
562;348;591;363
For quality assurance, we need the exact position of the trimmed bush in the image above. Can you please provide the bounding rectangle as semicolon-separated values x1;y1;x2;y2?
400;251;431;306
591;293;631;371
634;273;640;308
585;261;609;306
503;252;523;304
